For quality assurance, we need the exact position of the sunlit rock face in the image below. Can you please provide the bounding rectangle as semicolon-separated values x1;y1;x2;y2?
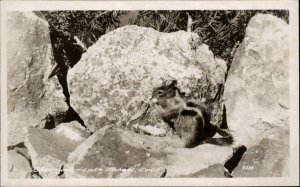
224;14;289;177
7;11;67;145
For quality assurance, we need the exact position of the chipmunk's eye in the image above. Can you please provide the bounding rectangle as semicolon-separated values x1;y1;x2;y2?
157;90;164;96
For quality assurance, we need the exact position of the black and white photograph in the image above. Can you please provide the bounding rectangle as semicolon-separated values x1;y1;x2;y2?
1;0;299;186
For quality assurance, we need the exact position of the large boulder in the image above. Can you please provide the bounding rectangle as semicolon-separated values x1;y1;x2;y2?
24;122;89;178
7;12;68;145
65;126;233;178
68;25;227;132
224;14;289;147
224;14;289;176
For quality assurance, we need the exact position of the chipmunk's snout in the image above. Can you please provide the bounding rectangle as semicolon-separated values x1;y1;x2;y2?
150;98;158;107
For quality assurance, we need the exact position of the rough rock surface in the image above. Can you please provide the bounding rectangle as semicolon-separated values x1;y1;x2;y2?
224;14;289;177
233;134;289;177
68;25;227;132
7;11;67;145
25;123;88;178
176;164;225;178
8;150;32;178
65;126;233;178
224;14;289;147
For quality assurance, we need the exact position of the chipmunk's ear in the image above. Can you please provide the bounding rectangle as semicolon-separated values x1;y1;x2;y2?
171;80;177;86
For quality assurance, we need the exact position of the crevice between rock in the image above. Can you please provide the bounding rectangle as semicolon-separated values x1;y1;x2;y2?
37;14;88;132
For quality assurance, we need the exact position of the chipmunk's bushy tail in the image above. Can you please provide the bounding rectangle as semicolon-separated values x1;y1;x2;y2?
204;135;234;146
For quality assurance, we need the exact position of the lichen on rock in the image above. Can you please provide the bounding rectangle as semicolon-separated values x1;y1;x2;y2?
68;25;227;132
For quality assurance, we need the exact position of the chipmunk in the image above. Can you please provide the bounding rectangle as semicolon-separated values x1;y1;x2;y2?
150;80;233;148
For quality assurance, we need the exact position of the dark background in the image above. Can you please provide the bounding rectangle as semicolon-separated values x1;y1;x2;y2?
35;10;289;67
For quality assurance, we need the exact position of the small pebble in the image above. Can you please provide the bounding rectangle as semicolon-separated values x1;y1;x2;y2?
139;141;144;145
